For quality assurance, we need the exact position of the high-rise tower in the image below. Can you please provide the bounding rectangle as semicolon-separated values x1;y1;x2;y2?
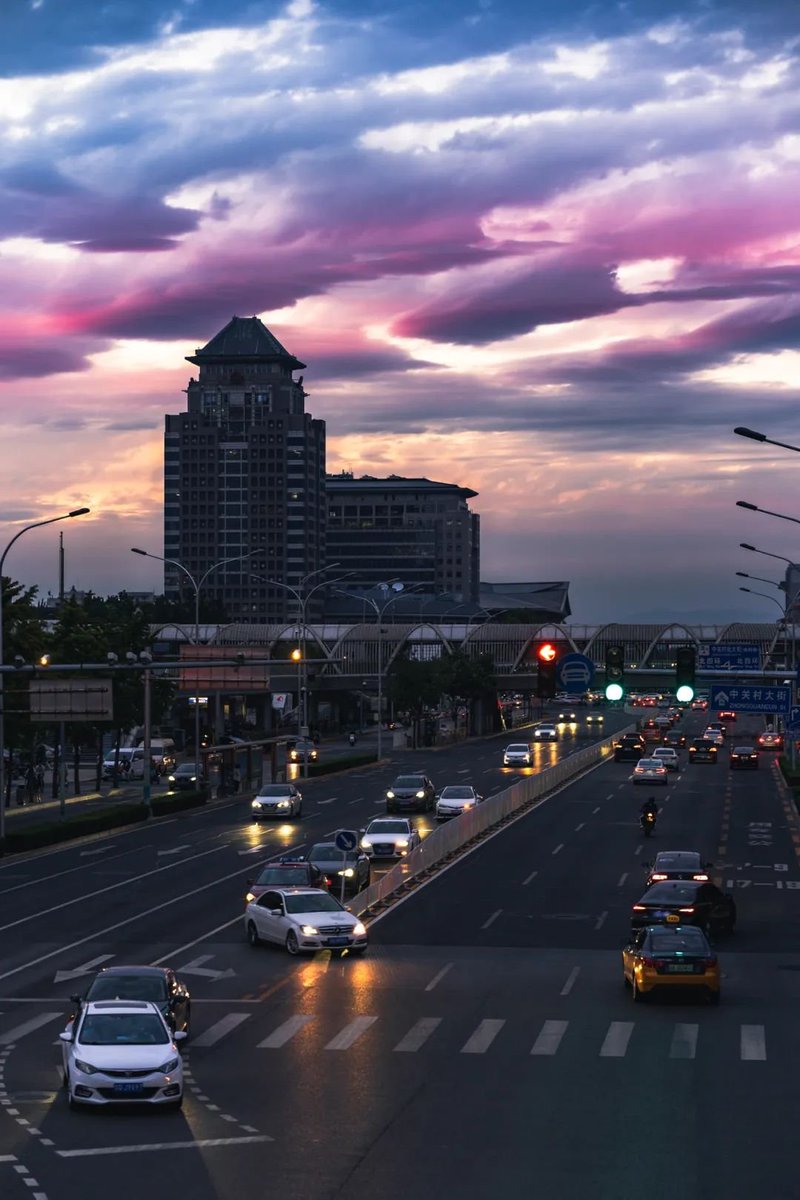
164;316;326;622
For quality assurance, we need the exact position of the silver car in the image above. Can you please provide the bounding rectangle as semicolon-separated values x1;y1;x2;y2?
436;784;483;821
251;782;303;820
533;724;559;741
360;817;420;859
244;887;367;956
503;743;532;766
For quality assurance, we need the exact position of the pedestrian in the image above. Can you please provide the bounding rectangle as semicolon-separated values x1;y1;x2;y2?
34;762;45;803
25;762;37;806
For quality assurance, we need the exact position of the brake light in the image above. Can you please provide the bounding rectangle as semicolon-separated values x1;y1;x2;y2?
652;873;668;881
325;876;333;885
704;956;717;968
632;904;646;911
640;957;666;969
692;874;709;881
678;907;695;913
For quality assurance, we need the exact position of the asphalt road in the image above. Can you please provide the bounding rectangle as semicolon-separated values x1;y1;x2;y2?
4;706;787;1200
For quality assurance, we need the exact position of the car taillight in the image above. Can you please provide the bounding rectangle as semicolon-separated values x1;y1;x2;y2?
692;874;709;881
652;873;668;881
678;907;695;913
703;956;717;968
640;957;666;969
325;876;333;885
632;904;646;911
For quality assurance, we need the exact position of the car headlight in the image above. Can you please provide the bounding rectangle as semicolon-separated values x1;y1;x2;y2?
168;775;176;783
158;1057;180;1074
300;925;318;936
416;790;425;798
353;922;367;937
74;1058;98;1075
360;838;372;849
396;839;409;849
277;799;290;808
462;801;474;809
386;790;395;799
251;799;263;808
245;892;256;903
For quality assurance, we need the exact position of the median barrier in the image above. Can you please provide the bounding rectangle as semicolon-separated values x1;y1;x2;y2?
352;725;635;918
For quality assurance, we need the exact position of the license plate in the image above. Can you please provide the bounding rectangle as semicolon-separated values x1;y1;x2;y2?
114;1082;144;1094
667;963;695;973
326;937;349;946
665;914;681;923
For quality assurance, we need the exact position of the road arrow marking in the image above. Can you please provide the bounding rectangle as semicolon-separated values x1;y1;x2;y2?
176;955;235;981
54;954;114;984
80;847;116;857
157;845;191;856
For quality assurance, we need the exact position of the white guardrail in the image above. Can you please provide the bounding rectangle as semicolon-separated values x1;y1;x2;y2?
352;725;636;919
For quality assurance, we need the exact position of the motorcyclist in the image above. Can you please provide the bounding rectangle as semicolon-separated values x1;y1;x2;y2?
640;796;659;821
348;731;357;747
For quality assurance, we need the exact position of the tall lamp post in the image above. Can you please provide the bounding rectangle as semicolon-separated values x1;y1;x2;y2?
740;586;800;767
131;547;263;785
737;500;800;528
739;543;794;569
734;427;800;454
0;506;90;852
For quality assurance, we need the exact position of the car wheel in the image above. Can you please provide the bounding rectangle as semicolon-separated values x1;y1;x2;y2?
632;976;646;1003
286;930;300;956
246;921;261;947
182;1004;191;1039
295;803;303;818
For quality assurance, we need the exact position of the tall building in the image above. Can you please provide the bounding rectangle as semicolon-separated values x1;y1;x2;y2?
326;474;480;602
164;317;326;623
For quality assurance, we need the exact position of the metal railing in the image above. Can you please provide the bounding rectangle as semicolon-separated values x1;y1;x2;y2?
352;726;635;918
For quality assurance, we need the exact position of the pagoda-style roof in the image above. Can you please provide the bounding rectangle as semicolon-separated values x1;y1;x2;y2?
186;316;305;371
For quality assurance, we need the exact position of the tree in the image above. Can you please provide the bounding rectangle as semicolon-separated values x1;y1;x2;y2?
439;650;497;735
1;577;48;796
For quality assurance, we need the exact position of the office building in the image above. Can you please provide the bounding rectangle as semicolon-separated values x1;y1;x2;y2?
326;474;480;601
164;316;326;622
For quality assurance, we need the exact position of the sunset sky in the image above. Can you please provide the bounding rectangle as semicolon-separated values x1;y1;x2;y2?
1;0;799;622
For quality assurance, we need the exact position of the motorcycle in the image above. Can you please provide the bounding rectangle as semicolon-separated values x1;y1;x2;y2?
348;732;357;747
640;810;657;837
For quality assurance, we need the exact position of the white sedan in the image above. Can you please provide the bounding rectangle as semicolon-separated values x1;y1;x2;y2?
631;758;669;785
651;747;680;772
503;743;532;766
436;785;483;821
360;817;421;859
533;725;559;741
244;887;368;955
60;1000;185;1110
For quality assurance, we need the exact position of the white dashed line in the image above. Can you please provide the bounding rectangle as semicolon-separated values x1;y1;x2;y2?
560;967;580;996
522;870;538;886
481;909;502;930
617;872;628;887
595;910;608;930
424;963;453;992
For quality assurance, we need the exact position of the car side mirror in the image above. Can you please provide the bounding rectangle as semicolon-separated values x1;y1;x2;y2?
59;1031;73;1043
359;829;366;837
69;994;82;1005
173;1030;187;1042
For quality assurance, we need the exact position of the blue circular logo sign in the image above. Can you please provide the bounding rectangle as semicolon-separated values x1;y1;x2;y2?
556;653;595;693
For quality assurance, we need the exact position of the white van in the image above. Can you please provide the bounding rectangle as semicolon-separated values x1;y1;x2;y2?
102;748;146;780
139;738;176;773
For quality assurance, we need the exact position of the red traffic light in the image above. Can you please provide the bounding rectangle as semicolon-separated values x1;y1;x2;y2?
537;643;557;663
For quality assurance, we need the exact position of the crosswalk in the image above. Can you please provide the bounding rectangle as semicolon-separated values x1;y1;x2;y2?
0;1009;776;1062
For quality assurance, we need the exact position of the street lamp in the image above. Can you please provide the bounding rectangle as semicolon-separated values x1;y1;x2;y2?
737;500;800;527
734;427;800;454
739;586;786;615
0;506;90;851
739;543;795;567
735;571;784;590
131;546;264;785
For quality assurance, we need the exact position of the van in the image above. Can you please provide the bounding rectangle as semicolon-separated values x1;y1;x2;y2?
102;748;146;780
139;738;176;773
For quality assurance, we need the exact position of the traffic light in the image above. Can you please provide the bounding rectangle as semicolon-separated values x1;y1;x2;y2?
536;642;558;699
675;647;696;703
290;648;302;662
605;644;625;701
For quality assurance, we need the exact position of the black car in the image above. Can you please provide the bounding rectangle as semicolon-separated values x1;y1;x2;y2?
631;880;736;936
385;773;435;813
614;736;646;762
730;745;759;770
168;762;206;790
246;858;327;902
645;851;712;888
662;730;687;750
306;842;371;896
688;739;718;763
72;965;191;1036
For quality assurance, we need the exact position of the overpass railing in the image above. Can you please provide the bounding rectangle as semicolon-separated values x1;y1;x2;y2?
352;724;635;919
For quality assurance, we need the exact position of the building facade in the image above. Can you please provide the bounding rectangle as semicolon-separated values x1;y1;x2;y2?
164;317;326;623
326;474;480;602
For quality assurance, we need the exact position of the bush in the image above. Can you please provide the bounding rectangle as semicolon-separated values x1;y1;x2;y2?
4;789;208;854
307;752;377;778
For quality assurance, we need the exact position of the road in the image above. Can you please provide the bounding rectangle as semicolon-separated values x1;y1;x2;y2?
2;708;789;1199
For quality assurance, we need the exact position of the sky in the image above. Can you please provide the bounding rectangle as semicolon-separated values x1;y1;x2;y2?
1;0;799;623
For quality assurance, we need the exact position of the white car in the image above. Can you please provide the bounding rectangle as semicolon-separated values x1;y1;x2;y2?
360;817;420;859
631;758;669;785
244;887;367;955
60;1000;185;1110
436;785;483;821
251;782;303;820
533;725;559;741
703;728;725;747
557;709;577;722
503;743;532;766
651;747;680;772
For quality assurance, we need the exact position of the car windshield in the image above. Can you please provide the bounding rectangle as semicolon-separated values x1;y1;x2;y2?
645;883;698;902
733;746;755;753
175;765;195;774
284;893;343;914
649;932;707;953
506;745;528;752
440;787;473;799
78;1013;169;1045
308;845;354;863
86;975;167;1002
655;854;699;868
255;866;309;886
392;777;425;788
258;785;293;797
367;821;408;834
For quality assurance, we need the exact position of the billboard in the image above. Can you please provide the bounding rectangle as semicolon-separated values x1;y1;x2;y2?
29;678;113;722
179;646;269;694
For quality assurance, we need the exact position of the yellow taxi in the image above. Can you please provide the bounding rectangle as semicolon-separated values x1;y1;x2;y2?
622;924;720;1004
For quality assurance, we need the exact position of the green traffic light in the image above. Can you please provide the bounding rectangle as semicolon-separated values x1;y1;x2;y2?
605;682;624;702
676;684;695;703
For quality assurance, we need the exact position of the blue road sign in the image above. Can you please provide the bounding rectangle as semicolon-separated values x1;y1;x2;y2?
556;652;595;693
699;643;761;670
786;705;800;733
710;685;791;715
334;829;358;852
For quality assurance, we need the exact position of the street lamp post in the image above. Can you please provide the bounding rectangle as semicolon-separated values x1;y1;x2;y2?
736;571;785;590
737;501;800;528
0;507;90;852
734;427;800;454
739;543;795;568
740;586;800;767
131;547;263;785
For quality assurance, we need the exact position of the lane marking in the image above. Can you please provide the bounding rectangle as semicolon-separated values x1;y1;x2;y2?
325;1016;377;1051
560;967;580;996
594;910;608;930
460;1018;505;1054
0;1013;62;1045
192;1014;251;1048
741;1024;766;1061
617;872;628;887
634;845;643;856
424;963;453;992
552;843;564;856
599;1021;633;1058
56;1137;272;1157
481;909;502;930
670;1023;698;1060
151;915;245;965
593;806;601;814
257;1015;314;1049
393;1017;442;1053
574;823;585;832
531;1020;568;1056
522;870;538;886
